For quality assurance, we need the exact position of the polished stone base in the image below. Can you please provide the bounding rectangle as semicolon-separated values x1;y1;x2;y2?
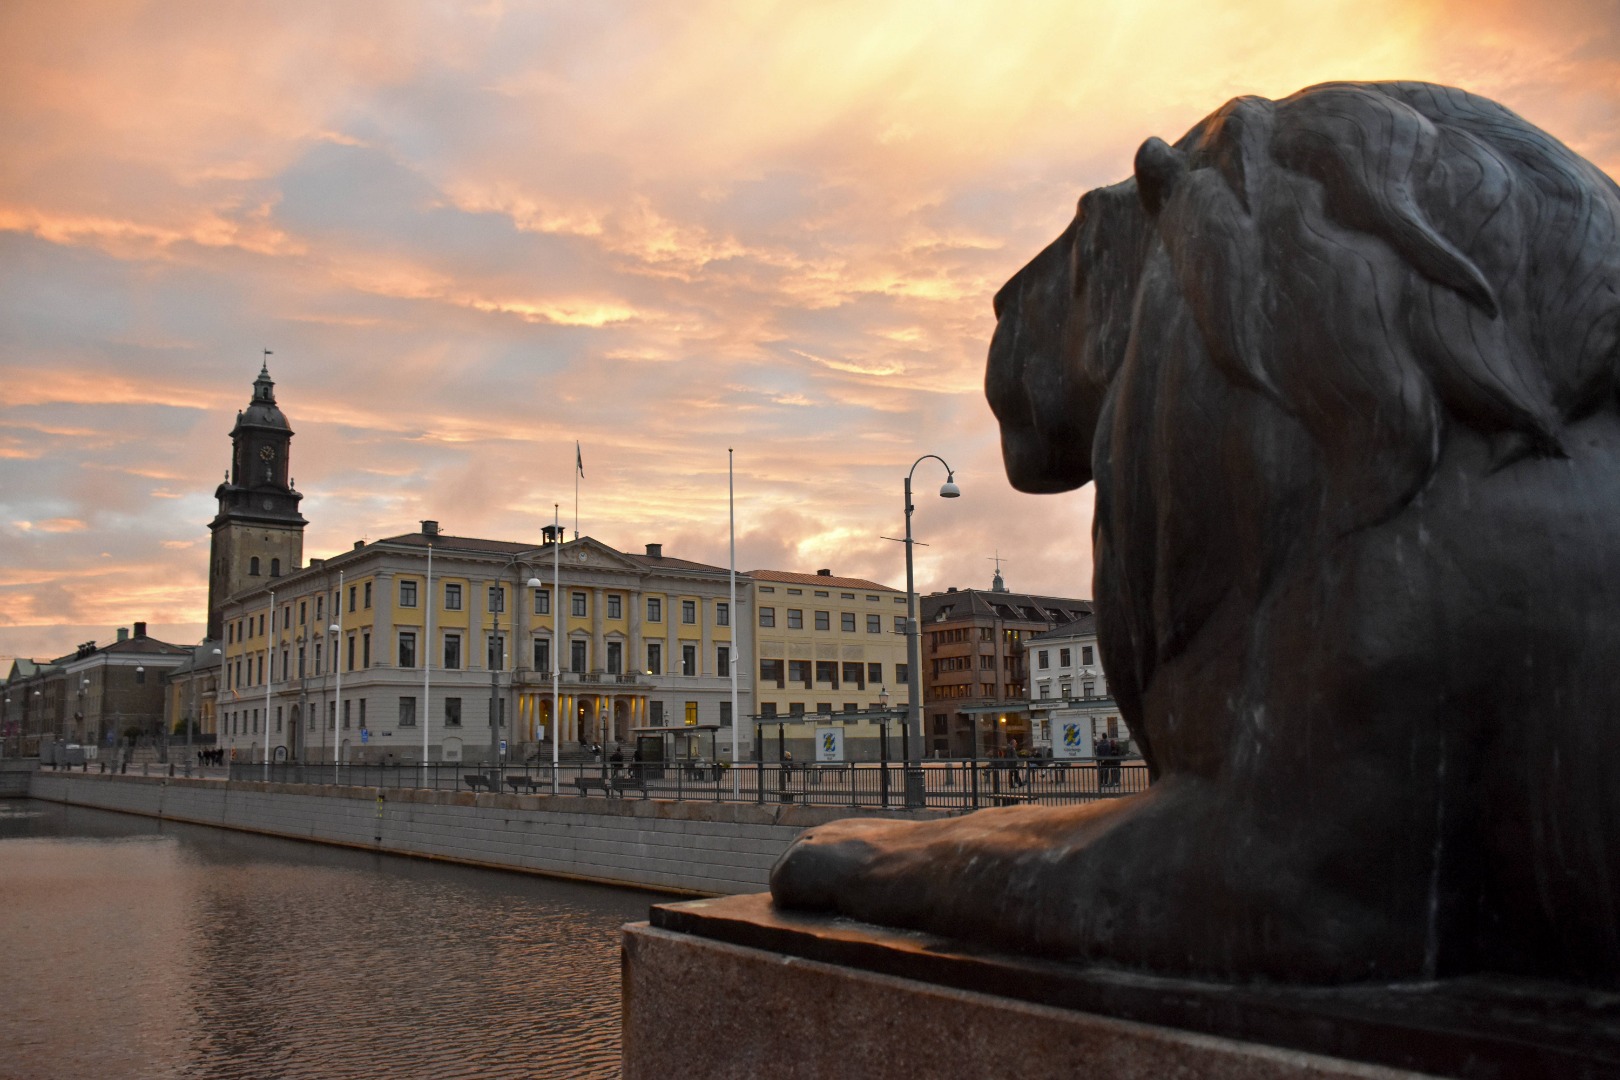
622;894;1620;1080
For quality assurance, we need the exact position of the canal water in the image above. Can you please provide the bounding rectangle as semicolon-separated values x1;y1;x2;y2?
0;799;659;1079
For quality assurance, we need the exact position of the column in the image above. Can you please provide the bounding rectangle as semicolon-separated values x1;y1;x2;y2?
374;570;394;667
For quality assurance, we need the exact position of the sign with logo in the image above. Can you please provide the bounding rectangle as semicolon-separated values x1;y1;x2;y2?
360;728;369;744
1052;714;1094;760
815;726;845;763
499;739;508;756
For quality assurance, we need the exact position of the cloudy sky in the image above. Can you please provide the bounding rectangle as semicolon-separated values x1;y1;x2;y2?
2;0;1617;666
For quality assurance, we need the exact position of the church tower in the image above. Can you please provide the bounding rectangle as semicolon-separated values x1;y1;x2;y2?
206;363;306;640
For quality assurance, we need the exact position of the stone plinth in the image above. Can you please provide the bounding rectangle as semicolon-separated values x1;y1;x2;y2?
622;894;1620;1080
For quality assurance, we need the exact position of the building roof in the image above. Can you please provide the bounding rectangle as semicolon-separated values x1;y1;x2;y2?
747;569;901;592
1027;614;1099;643
326;530;738;578
920;587;1092;626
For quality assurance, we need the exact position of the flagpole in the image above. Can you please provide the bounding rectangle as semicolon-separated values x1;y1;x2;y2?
264;588;275;782
423;542;433;786
574;441;582;540
729;449;739;799
552;503;561;795
334;569;343;784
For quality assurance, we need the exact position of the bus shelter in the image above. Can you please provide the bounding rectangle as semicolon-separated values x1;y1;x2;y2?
629;723;723;780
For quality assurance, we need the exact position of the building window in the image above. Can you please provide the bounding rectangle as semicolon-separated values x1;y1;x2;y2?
760;658;784;687
358;698;367;729
760;702;778;719
349;586;357;612
363;582;372;609
759;607;775;628
893;615;906;634
488;585;504;613
650;701;665;725
607;594;622;619
399;696;416;727
1040;683;1051;698
400;581;418;607
227;623;234;644
842;662;864;688
1081;645;1095;665
787;609;803;629
1083;680;1095;698
137;667;147;685
1059;647;1071;666
271;559;281;577
816;703;834;715
717;646;730;678
789;703;806;717
445;698;462;727
815;661;837;685
297;647;305;678
445;583;462;611
866;614;881;634
789;660;812;687
567;592;585;617
570;640;587;673
249;556;260;576
343;700;352;729
443;633;462;670
347;634;356;672
607;641;623;675
720;701;732;726
716;602;729;626
896;663;909;683
487;633;505;671
1038;650;1050;669
841;612;856;632
647;597;662;622
647;643;662;676
398;632;417;669
684;701;698;726
814;610;829;631
362;632;371;668
682;644;697;676
316;595;324;620
681;600;696;624
534;588;550;615
533;638;550;672
276;707;283;733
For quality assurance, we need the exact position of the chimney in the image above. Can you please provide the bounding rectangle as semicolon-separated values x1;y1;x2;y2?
309;558;324;569
353;540;365;550
645;543;663;559
421;520;439;536
947;587;958;593
816;568;831;576
134;621;147;638
117;627;129;642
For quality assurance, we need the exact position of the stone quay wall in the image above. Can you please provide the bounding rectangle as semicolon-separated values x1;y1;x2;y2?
25;770;932;896
1;759;38;798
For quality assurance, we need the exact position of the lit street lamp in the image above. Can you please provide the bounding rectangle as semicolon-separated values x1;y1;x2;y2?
329;621;342;784
903;454;959;808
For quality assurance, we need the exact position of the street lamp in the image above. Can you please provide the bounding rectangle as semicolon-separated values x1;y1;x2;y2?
490;553;544;786
904;454;959;808
77;677;89;747
187;646;220;777
329;622;342;784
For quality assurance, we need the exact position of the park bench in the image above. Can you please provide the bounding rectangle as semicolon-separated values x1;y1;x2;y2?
610;774;647;798
463;773;493;792
505;775;546;794
573;776;609;796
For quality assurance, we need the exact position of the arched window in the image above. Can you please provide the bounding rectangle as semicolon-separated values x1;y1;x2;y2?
249;556;261;576
270;558;281;577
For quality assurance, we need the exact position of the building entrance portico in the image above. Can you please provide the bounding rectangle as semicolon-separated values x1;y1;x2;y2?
515;683;653;750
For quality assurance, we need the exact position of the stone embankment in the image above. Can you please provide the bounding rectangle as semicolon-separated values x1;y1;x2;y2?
24;770;936;896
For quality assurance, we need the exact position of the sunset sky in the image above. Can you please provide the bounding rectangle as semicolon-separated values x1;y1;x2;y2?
3;0;1617;667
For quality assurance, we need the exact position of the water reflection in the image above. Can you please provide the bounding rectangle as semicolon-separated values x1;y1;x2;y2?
0;800;656;1079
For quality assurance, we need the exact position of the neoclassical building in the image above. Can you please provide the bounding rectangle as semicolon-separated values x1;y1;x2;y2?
216;524;752;765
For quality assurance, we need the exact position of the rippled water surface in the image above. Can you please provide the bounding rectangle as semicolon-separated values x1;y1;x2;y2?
0;800;657;1079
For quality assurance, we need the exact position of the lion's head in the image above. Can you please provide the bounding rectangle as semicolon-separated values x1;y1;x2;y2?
989;81;1620;511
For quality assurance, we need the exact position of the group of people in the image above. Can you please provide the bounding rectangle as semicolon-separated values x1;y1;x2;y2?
196;748;226;766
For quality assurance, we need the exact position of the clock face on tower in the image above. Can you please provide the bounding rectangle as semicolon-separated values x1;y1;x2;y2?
259;445;275;462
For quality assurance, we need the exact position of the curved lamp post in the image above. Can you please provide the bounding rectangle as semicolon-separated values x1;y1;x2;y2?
490;552;545;785
904;454;960;808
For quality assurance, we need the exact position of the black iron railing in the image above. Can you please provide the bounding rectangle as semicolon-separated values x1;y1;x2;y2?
226;758;1149;811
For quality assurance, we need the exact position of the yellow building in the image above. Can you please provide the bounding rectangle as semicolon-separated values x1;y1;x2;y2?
217;523;751;765
747;569;910;760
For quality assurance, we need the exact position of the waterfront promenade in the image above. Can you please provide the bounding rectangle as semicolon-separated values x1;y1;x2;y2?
20;764;942;896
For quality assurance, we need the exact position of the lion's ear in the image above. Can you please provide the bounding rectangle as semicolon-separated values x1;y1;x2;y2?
1134;138;1186;216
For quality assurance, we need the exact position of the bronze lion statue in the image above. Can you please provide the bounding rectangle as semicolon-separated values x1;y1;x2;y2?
772;81;1620;985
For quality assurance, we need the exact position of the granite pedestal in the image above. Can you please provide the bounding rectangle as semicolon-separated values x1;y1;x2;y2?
622;894;1620;1079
